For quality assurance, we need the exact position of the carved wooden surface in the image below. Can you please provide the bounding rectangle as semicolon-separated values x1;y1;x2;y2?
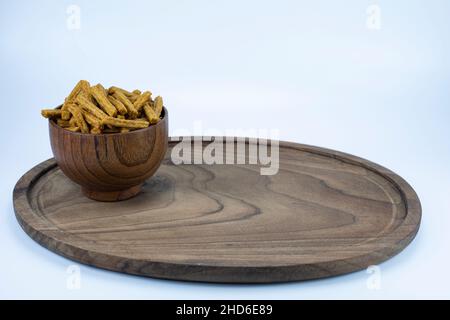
13;138;421;283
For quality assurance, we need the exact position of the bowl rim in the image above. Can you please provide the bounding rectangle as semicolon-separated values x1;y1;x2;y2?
49;106;167;137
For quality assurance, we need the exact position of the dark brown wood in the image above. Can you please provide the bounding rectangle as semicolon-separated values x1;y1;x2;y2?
48;107;168;201
13;137;421;283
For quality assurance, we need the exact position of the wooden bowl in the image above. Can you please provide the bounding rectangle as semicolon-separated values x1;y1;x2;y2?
49;107;168;201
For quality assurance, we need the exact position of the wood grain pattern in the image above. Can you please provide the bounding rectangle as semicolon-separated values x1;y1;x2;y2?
13;137;421;283
48;107;168;201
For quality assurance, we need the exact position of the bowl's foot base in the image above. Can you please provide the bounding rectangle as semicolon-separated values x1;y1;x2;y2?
82;184;143;202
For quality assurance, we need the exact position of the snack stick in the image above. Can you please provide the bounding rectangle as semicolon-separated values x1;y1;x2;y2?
102;116;149;129
79;80;97;104
90;84;117;117
120;128;130;133
69;117;77;127
61;103;71;120
61;101;72;120
90;127;102;134
74;80;95;103
108;86;133;96
153;96;163;118
133;91;151;112
76;94;108;120
78;80;91;94
143;103;159;124
66;126;81;132
41;109;62;118
129;94;139;104
102;127;121;133
57;119;71;127
113;91;138;119
95;83;108;95
66;80;90;102
108;95;127;115
63;80;95;117
67;104;89;133
117;115;125;119
61;111;71;120
112;88;141;98
68;80;93;103
82;110;102;128
61;102;72;121
128;90;143;103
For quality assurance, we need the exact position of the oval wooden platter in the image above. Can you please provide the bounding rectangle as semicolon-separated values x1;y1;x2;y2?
13;137;421;283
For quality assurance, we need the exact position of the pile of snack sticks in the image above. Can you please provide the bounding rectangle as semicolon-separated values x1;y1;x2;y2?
41;80;163;133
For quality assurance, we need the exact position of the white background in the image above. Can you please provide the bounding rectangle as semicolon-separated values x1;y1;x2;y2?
1;0;449;299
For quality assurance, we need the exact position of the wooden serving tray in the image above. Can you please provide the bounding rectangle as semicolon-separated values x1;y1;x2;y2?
13;137;421;283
